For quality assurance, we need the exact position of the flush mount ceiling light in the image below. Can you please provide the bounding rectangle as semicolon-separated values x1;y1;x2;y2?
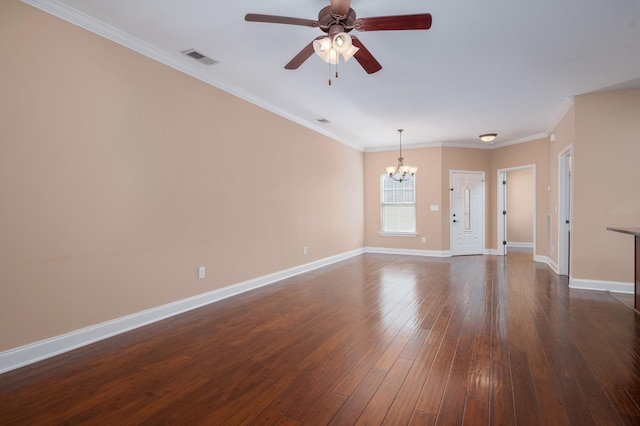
386;129;417;182
479;133;498;143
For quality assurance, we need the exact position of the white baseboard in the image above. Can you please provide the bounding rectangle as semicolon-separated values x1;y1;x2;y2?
365;247;451;257
485;249;500;255
0;248;364;374
507;242;534;248
534;255;559;274
569;277;634;294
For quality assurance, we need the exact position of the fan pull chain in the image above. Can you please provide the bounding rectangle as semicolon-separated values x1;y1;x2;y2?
329;56;340;86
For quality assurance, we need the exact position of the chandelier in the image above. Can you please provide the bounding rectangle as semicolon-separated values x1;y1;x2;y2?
386;129;417;182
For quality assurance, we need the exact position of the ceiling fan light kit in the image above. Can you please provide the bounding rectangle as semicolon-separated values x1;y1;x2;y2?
312;33;359;64
245;0;432;76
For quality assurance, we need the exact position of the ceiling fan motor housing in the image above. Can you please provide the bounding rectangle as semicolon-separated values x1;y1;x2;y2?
318;6;356;34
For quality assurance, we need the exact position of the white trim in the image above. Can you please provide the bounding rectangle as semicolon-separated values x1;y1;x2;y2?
365;247;451;258
569;278;634;294
558;145;572;276
0;248;364;374
546;97;575;135
485;249;501;255
534;255;559;274
364;133;551;153
507;242;534;248
496;165;537;257
19;0;565;154
497;170;507;256
378;232;418;237
19;0;364;152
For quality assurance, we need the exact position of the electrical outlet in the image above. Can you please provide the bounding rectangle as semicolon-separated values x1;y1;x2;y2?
421;237;426;244
198;266;205;279
303;246;308;255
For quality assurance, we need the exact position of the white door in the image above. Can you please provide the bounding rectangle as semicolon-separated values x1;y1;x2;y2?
450;171;485;256
558;149;571;275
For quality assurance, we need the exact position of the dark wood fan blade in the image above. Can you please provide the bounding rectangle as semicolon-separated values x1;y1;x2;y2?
284;38;323;70
245;13;318;28
330;0;351;17
354;13;432;31
350;37;382;74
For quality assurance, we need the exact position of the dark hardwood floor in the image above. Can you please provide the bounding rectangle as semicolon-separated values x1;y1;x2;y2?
2;251;640;425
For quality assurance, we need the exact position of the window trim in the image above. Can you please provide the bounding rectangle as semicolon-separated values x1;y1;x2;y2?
379;231;418;237
379;173;417;235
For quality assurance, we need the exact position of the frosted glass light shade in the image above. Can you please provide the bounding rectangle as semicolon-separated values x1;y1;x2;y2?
313;37;332;57
342;45;359;62
332;32;352;54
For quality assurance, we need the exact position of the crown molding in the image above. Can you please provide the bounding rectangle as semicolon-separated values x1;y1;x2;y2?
364;132;550;153
546;97;575;135
20;0;365;152
490;132;550;149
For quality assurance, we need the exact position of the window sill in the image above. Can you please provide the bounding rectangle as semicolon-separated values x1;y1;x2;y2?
379;232;418;237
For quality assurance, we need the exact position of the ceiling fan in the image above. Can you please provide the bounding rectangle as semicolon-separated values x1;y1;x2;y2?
245;0;432;74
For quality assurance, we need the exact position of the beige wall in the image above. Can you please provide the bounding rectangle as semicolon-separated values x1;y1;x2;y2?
363;146;491;252
0;1;364;351
364;147;442;251
506;168;534;244
572;89;640;282
489;138;549;255
441;148;492;251
547;105;575;265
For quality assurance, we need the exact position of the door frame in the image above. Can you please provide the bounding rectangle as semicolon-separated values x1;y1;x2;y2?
449;170;486;256
496;165;536;256
558;145;572;276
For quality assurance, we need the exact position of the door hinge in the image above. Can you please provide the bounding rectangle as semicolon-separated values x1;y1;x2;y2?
503;241;507;245
502;180;506;185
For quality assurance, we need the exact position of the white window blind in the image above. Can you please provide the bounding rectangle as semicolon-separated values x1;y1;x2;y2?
380;174;416;234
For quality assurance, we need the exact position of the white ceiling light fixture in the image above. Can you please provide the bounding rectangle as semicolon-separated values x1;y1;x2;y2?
386;129;417;182
479;133;497;143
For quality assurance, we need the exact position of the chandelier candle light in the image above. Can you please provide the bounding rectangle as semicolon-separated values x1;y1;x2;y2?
386;129;417;182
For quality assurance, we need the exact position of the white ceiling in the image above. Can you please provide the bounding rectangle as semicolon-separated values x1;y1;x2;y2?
26;0;640;151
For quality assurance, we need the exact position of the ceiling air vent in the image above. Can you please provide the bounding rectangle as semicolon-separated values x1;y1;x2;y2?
316;118;331;124
181;49;217;65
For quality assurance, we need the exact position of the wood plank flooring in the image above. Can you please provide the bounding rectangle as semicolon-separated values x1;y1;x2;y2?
2;251;640;424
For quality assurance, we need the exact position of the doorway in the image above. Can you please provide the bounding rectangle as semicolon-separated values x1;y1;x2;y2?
558;148;572;276
497;165;536;257
450;171;485;256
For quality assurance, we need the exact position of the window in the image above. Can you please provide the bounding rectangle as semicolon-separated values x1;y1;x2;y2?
380;174;416;234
